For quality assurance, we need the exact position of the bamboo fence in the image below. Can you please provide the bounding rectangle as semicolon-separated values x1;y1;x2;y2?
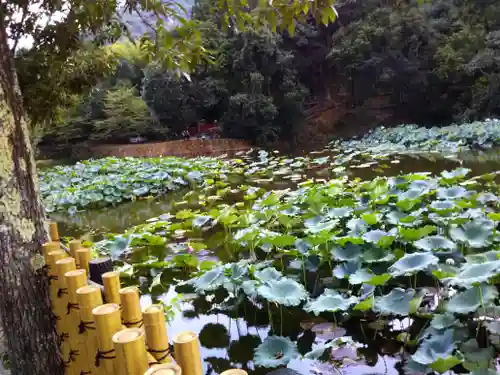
43;222;247;375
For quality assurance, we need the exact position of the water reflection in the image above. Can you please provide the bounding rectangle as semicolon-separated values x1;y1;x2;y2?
138;286;403;375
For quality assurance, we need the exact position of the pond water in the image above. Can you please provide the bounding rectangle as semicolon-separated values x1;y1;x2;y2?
52;148;500;375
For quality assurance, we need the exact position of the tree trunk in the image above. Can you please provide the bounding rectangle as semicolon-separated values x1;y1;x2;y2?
0;14;64;375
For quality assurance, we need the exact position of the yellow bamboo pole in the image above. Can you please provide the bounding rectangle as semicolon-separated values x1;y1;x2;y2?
69;240;82;265
49;221;60;242
102;271;121;304
93;303;122;375
120;287;143;328
144;364;182;375
112;328;149;375
56;257;77;375
173;332;203;375
220;370;248;375
47;250;67;336
65;269;88;375
76;248;92;275
143;305;171;363
77;284;104;375
42;241;60;264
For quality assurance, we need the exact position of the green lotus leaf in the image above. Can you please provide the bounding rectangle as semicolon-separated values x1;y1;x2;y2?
362;246;396;263
470;370;500;375
430;356;462;373
257;278;308;306
476;192;498;204
241;280;258;298
304;217;338;233
332;243;362;261
414;235;457;251
445;261;500;287
447;284;498;314
399;188;422;201
437;186;468;200
346;218;368;235
430;200;456;211
303;336;355;359
349;269;391;286
327;207;353;218
399;225;437;242
449;220;493;248
362;230;394;246
374;288;415;315
441;168;470;180
193;267;225;292
386;211;421;226
192;215;212;228
460;339;494;371
254;267;282;283
253;336;298;368
304;289;358;315
389;252;439;276
430;314;458;330
412;328;455;365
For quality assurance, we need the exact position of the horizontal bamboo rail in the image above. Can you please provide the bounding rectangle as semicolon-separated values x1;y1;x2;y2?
45;223;244;375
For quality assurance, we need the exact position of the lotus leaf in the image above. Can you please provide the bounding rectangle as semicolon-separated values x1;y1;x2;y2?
414;236;457;251
254;267;282;283
437;186;468;200
303;336;355;359
374;288;415;315
332;244;362;261
349;269;391;286
257;278;307;306
253;336;298;368
430;314;458;329
327;207;353;218
446;284;498;314
362;230;395;247
389;252;439;276
193;267;225;292
449;221;493;248
412;328;455;365
444;261;500;287
304;289;358;315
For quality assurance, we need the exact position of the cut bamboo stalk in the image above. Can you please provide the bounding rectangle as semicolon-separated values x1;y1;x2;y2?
76;248;92;275
47;251;67;340
49;221;60;242
144;364;182;375
143;305;170;363
42;241;60;264
220;370;248;375
102;271;121;304
56;257;76;375
113;328;149;375
173;332;203;375
69;240;82;265
93;303;122;375
77;284;104;375
120;287;142;328
65;269;88;375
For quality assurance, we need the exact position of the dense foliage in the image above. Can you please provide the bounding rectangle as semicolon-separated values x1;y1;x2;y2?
91;160;500;374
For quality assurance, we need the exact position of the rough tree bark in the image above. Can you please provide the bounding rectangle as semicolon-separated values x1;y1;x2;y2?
0;13;64;375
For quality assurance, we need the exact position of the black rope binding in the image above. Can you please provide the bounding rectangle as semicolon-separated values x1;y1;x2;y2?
122;318;144;328
67;302;79;315
148;346;172;363
58;332;69;346
95;349;116;367
63;350;79;368
57;288;68;298
78;320;96;334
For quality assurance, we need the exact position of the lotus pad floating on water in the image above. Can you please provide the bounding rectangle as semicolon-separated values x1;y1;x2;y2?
253;336;298;368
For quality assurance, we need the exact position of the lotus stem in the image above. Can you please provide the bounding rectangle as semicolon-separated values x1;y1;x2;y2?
279;305;283;336
267;302;274;334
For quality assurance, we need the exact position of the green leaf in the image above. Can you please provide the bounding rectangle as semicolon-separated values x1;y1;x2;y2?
447;284;498;314
389;252;439;277
375;288;415;315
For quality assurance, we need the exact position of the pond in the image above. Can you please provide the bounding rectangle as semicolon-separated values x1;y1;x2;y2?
55;149;500;238
49;147;500;375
